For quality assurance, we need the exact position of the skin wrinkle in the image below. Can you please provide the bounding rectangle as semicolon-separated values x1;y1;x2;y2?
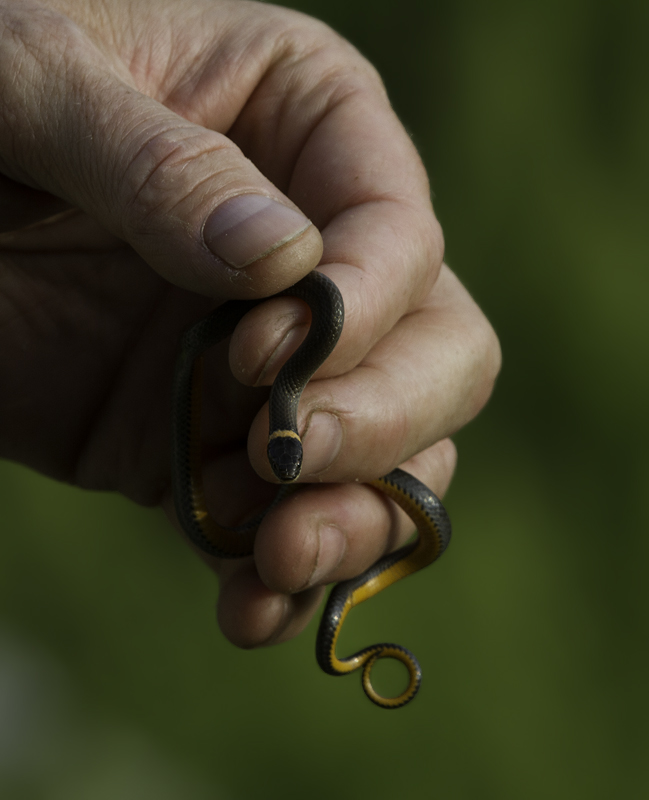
232;35;386;194
286;88;377;197
303;484;404;587
296;93;430;209
257;595;290;647
253;317;307;387
1;4;70;61
0;64;42;183
163;19;275;123
299;406;345;477
355;363;410;469
293;131;401;222
332;259;406;362
137;17;212;101
102;100;173;203
275;26;386;110
320;205;436;296
320;201;439;274
216;560;297;650
118;127;289;258
151;143;245;218
297;361;414;478
357;328;461;454
121;125;222;219
57;78;106;198
252;12;364;108
89;0;124;55
9;41;110;192
11;7;119;162
259;584;328;647
298;520;346;592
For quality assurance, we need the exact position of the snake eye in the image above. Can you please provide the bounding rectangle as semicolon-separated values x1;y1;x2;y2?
267;435;302;483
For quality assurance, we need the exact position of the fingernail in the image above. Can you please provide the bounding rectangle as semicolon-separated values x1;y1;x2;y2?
203;194;311;268
255;322;308;387
300;412;343;476
260;594;292;646
309;524;346;587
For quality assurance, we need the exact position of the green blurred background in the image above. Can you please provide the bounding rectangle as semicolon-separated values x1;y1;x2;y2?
1;0;647;797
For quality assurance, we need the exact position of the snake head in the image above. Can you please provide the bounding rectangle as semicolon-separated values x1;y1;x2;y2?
267;434;302;483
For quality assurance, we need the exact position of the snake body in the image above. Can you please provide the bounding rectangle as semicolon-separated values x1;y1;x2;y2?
171;271;452;708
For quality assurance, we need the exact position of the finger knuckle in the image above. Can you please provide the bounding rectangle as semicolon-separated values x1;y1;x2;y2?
420;214;445;282
276;13;388;100
467;310;502;417
119;127;239;238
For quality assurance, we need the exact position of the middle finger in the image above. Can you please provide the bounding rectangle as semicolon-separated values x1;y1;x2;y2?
246;265;499;483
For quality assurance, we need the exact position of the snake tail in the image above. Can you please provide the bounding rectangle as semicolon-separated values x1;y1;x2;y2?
315;468;452;709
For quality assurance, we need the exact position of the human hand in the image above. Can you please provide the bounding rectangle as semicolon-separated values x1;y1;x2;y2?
0;0;500;647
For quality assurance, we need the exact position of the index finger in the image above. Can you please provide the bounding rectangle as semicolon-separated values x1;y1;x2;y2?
227;24;444;381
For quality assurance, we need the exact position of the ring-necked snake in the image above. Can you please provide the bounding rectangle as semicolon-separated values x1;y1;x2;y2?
171;270;452;709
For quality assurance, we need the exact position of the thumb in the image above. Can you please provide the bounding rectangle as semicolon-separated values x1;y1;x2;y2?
0;9;322;297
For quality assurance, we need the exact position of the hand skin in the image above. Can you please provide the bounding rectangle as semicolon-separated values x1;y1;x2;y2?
0;0;501;648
